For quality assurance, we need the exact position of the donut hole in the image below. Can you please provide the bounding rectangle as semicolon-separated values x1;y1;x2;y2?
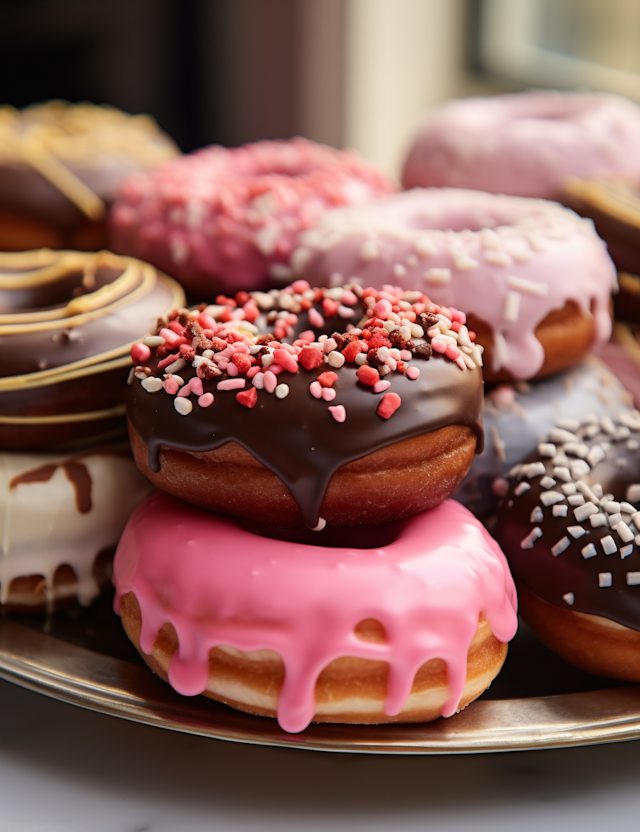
354;618;387;643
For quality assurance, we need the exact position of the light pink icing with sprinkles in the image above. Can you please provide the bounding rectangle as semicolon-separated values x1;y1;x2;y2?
293;188;617;380
113;493;517;733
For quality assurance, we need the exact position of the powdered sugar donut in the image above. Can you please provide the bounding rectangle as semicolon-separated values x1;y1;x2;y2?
114;493;517;733
292;189;617;381
401;91;640;199
109;138;394;299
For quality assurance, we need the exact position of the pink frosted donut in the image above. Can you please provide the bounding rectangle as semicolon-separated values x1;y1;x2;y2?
292;188;617;381
109;138;394;299
401;91;640;199
114;493;517;733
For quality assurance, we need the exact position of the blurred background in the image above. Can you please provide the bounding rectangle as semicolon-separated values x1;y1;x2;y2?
1;0;639;176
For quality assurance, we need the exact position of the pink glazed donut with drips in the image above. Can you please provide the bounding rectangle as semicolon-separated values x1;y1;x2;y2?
292;188;617;381
113;493;517;733
401;91;640;199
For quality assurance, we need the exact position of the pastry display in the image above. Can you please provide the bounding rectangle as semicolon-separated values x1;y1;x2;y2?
109;138;394;299
0;446;152;612
114;493;517;732
495;408;640;680
0;248;184;450
126;282;484;528
290;188;616;381
0;100;179;251
401;91;640;200
456;358;632;519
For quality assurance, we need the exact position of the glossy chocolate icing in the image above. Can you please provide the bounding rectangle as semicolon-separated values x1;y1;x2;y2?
496;412;640;630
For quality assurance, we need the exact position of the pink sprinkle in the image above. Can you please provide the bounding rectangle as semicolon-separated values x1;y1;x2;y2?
431;338;447;354
246;365;261;378
400;350;412;361
231;342;250;354
328;405;346;423
445;344;461;361
227;363;239;377
373;299;392;319
322;387;336;402
198;392;214;407
264;371;278;393
455;356;467;370
177;385;191;397
291;279;310;293
373;380;391;393
377;392;401;419
450;308;466;325
163;378;179;395
406;366;420;380
131;342;151;363
310;381;323;399
269;364;284;375
218;379;245;391
273;348;299;373
341;289;358;305
309;308;324;328
216;358;230;371
427;326;441;339
491;385;515;407
189;377;204;396
197;313;216;330
157;352;179;370
168;320;185;336
160;328;187;348
297;329;315;343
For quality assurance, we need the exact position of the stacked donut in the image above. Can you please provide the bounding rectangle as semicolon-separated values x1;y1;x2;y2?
0;248;184;611
114;281;518;733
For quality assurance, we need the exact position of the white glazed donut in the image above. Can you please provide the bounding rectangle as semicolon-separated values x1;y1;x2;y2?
0;447;153;610
401;91;640;199
292;188;617;381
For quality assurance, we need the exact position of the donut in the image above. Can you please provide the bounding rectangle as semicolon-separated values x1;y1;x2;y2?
109;138;395;299
126;282;484;529
114;492;517;732
291;188;616;382
0;101;178;252
401;91;640;200
0;249;185;451
456;358;633;519
0;445;153;612
495;407;640;680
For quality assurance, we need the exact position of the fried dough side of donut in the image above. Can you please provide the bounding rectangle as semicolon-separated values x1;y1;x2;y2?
120;591;507;724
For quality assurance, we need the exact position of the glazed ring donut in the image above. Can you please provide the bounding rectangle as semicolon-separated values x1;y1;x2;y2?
401;91;640;199
456;358;632;519
114;493;517;732
127;282;484;529
0;100;178;252
109;137;394;299
0;249;184;451
495;406;640;680
291;188;616;383
0;446;152;612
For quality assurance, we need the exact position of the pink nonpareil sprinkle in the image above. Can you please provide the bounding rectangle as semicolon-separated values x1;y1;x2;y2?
189;377;204;396
322;387;336;401
373;380;391;393
163;378;179;395
130;342;151;363
273;348;299;373
373;298;392;319
445;345;461;361
177;385;191;397
157;352;179;370
377;392;401;419
328;405;346;423
218;378;246;391
263;371;278;393
431;338;447;354
309;308;324;328
406;367;420;380
309;381;323;399
246;365;261;378
198;392;214;407
297;329;315;342
227;362;239;377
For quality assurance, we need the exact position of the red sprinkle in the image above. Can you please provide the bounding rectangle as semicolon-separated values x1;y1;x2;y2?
317;371;338;388
130;343;150;363
356;365;380;387
232;352;253;373
298;347;324;370
322;298;340;318
342;340;366;363
236;387;258;408
377;392;401;419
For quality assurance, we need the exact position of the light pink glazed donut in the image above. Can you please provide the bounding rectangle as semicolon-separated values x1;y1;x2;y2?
401;91;640;199
292;188;617;381
114;493;517;733
109;138;394;299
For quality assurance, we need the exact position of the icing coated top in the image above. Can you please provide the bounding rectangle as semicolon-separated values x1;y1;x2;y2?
292;188;617;379
114;493;518;733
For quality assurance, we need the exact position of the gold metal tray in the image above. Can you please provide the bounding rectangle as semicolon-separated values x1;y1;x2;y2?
1;595;640;754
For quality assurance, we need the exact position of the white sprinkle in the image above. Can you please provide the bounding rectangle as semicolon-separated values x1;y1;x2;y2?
600;416;616;435
360;240;379;261
165;358;186;374
503;291;521;322
609;513;623;527
574;502;599;522
628;439;639;451
562;592;575;606
414;236;437;256
599;572;613;587
141;377;163;393
541;491;564;506
312;517;327;532
552;536;571;556
621;545;634;559
524;462;546;479
627;484;640;503
556;418;582;432
615;521;635;543
553;505;568;517
561;483;577;495
127;368;135;385
540;477;556;490
564;442;589;459
393;264;406;278
538;443;557;458
450;248;478;270
506;275;549;296
591;514;609;528
549;428;579;444
423;268;451;284
275;384;290;399
582;543;597;559
621;502;636;515
605;501;621;514
327;350;345;368
627;572;640;585
520;527;543;549
355;352;368;365
601;535;617;555
143;335;165;347
568;494;585;507
568;525;587;539
553;467;572;483
576;481;599;504
632;512;640;529
174;397;192;415
515;482;531;496
530;506;544;523
570;460;591;479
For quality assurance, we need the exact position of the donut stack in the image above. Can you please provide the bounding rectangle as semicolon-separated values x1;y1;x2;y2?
114;281;517;733
0;248;184;611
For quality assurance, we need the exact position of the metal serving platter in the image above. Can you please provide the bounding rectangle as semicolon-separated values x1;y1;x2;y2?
1;593;640;754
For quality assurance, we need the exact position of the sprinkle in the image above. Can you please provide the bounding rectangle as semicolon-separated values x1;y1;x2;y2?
373;380;391;393
587;446;606;468
503;291;521;322
524;461;546;479
549;428;579;444
198;393;214;407
570;460;591;479
131;343;151;363
514;482;531;496
599;572;613;587
568;494;585;507
627;572;640;585
520;527;543;549
540;477;556;490
590;514;608;528
556;418;581;432
574;502;599;522
218;379;245;391
553;467;572;483
604;501;621;514
582;543;597;559
356;365;380;387
322;387;336;401
327;350;345;368
263;371;278;394
143;335;165;348
506;275;549;296
552;505;568;517
568;526;587;539
275;384;290;399
627;484;640;502
576;481;599;504
530;506;544;523
600;535;617;555
377;392;401;419
538;443;556;457
174;397;192;415
614;521;635;543
562;593;575;606
621;545;634;559
329;405;346;422
165;357;186;374
551;536;571;556
406;366;420;380
312;517;327;532
236;388;258;408
540;491;564;506
423;268;451;284
309;381;322;399
561;483;576;495
141;377;163;393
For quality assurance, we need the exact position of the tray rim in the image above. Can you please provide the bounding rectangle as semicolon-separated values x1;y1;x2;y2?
3;616;640;754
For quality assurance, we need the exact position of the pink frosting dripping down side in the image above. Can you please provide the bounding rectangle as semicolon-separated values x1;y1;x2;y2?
113;493;518;733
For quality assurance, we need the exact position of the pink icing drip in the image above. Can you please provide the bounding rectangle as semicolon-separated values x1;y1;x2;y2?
113;494;517;733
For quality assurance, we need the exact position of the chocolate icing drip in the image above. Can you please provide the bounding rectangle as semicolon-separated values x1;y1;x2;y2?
129;354;483;528
10;464;57;488
62;460;92;514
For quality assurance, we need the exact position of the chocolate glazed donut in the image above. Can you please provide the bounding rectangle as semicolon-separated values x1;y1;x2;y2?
0;249;184;450
127;283;485;528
